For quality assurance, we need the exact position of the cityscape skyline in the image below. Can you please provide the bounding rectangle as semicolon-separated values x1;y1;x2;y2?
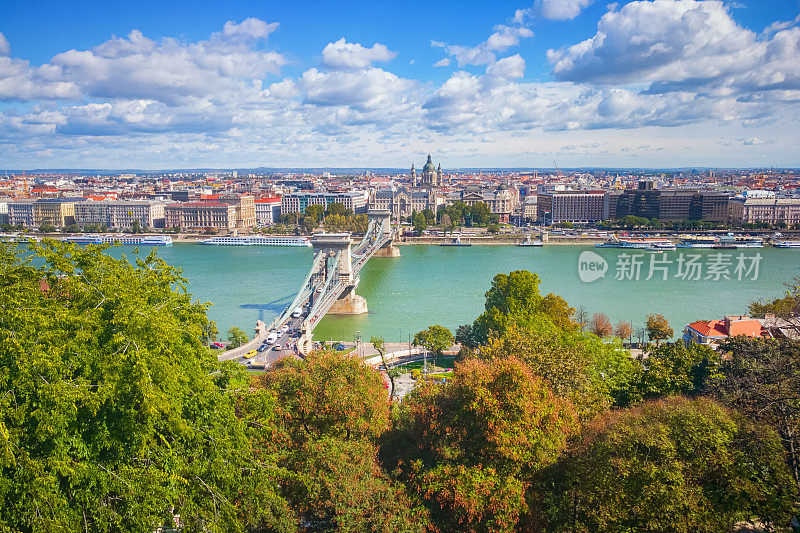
2;0;800;169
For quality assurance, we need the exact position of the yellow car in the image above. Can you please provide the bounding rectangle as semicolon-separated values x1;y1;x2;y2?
244;350;257;359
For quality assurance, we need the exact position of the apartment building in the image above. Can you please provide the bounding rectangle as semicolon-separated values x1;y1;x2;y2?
729;197;800;226
537;190;605;223
254;197;282;226
218;194;256;228
164;201;236;230
8;198;81;227
74;200;166;228
281;191;368;215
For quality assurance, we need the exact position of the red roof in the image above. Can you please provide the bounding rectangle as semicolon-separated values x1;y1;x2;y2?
255;197;281;203
687;318;765;339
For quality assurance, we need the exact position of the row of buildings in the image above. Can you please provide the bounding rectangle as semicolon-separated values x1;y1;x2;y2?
529;183;800;225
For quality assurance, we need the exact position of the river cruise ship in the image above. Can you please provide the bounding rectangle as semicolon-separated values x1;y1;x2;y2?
61;235;172;245
199;235;312;247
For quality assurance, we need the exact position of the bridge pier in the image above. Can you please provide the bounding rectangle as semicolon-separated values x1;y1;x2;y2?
371;238;401;257
328;292;368;314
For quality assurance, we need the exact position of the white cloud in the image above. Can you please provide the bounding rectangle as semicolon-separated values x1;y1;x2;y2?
0;33;10;56
321;38;397;70
538;0;594;20
433;58;451;67
432;24;533;67
0;20;285;104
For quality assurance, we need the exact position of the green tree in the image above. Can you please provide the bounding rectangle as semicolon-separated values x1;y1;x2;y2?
325;202;351;217
382;357;576;532
711;336;800;491
413;325;454;370
646;313;673;345
411;210;427;233
304;204;325;225
258;351;425;531
371;336;400;401
38;224;57;233
619;342;720;407
227;325;248;348
532;397;797;532
471;270;575;343
0;241;293;532
131;219;142;234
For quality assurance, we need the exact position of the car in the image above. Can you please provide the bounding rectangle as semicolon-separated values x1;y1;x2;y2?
210;342;224;349
333;342;346;351
257;345;268;352
273;344;282;351
291;308;301;318
245;350;257;359
266;332;278;344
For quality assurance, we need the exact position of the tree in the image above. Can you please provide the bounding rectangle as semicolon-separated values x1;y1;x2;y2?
413;325;454;370
614;320;633;342
619;342;720;407
645;313;673;345
227;325;248;348
575;305;588;331
325;202;351;217
304;204;325;225
471;270;575;344
38;224;57;233
532;397;797;533
478;324;635;418
371;336;400;401
411;210;427;234
382;357;576;532
588;313;613;337
131;219;142;234
711;336;800;491
257;351;424;530
0;241;294;531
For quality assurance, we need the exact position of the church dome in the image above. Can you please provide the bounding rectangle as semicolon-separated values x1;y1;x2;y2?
422;154;435;172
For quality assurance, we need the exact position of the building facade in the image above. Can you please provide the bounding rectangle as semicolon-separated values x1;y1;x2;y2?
255;197;282;226
74;200;166;228
370;187;440;219
218;194;256;228
8;198;80;227
729;197;800;226
164;202;236;230
537;190;605;223
281;191;368;215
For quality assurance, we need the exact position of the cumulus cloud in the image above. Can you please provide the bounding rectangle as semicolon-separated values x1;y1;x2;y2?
433;57;451;67
432;24;533;66
538;0;594;20
321;38;397;70
547;0;800;104
0;33;10;56
0;19;285;104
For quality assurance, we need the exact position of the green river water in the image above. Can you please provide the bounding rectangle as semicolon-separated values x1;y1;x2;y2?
100;243;799;343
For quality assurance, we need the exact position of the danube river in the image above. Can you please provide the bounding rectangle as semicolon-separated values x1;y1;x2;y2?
103;244;798;342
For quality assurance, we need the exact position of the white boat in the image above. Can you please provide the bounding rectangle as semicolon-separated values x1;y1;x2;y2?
676;236;717;248
645;242;676;251
440;234;471;247
773;241;800;248
517;235;543;247
199;235;312;247
62;234;172;245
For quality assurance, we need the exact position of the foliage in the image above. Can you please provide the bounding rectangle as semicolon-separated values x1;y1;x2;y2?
645;313;673;345
470;270;575;345
532;397;797;533
613;320;633;341
711;336;800;490
588;313;612;337
261;350;390;443
371;336;399;401
0;241;293;532
748;274;800;320
382;357;576;532
37;224;57;233
257;351;425;531
227;326;248;348
478;323;635;418
618;342;720;408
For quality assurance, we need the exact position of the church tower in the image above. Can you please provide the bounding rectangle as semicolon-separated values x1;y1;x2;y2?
436;163;442;187
410;163;417;187
421;154;436;187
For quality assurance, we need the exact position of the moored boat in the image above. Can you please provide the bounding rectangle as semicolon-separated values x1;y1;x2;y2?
200;235;311;247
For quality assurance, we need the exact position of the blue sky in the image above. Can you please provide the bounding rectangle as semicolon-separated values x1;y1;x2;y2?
1;0;800;169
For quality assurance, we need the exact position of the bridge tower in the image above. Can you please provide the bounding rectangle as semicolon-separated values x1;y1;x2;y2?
368;209;402;257
310;233;367;315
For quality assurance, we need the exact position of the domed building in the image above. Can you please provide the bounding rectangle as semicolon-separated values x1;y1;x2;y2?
418;154;442;188
369;154;445;219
